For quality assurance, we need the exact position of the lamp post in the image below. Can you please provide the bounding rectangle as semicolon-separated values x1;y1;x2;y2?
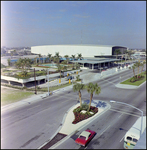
110;100;143;137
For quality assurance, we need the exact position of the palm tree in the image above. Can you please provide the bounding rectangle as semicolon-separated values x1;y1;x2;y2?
114;49;121;59
71;55;76;61
48;53;52;63
7;58;11;66
57;64;63;78
77;53;83;60
140;60;146;76
73;83;85;107
134;61;142;78
54;52;61;64
64;55;69;64
85;82;101;111
38;54;42;64
75;62;80;69
71;55;76;69
129;65;136;77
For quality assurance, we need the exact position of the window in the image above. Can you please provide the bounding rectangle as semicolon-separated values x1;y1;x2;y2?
79;136;86;140
127;136;132;141
133;138;138;143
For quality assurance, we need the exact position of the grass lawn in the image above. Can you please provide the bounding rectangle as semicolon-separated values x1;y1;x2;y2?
120;71;146;86
40;82;74;92
1;88;34;106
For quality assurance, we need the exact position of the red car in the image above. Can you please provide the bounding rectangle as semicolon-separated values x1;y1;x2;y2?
75;129;96;146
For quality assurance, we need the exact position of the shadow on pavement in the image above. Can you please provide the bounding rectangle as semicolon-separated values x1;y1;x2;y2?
40;133;67;149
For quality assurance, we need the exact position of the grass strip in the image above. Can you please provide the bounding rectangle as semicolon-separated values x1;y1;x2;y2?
1;90;34;106
120;71;146;86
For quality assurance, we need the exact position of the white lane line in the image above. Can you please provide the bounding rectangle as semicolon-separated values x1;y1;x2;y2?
1;115;11;120
27;105;40;110
120;135;125;142
109;109;140;117
100;125;111;136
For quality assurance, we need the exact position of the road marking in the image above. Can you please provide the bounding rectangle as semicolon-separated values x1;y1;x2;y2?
120;135;125;142
27;105;40;110
1;115;11;120
100;125;110;136
109;109;140;117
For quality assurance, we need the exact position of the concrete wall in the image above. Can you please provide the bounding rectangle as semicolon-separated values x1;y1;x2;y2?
31;45;112;57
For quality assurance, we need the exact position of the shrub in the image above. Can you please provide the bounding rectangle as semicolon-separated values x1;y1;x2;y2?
81;103;89;111
72;106;98;124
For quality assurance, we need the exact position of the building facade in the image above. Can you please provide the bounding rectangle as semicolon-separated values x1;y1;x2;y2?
31;45;127;58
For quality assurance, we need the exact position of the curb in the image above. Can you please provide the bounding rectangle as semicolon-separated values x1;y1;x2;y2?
49;100;111;149
37;104;77;149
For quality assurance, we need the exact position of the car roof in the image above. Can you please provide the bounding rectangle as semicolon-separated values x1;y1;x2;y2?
80;131;91;138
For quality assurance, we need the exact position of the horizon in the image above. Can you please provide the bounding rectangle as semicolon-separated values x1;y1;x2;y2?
1;1;146;49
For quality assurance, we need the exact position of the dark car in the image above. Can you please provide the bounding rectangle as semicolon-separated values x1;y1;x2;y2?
65;76;74;80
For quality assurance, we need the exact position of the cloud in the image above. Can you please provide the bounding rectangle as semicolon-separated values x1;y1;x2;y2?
59;9;67;12
73;14;90;18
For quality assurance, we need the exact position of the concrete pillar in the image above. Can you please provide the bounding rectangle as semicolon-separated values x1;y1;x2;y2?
22;83;25;87
92;64;94;70
8;81;11;85
38;80;40;85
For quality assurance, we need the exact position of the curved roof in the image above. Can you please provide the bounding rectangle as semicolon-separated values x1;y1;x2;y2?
32;44;127;48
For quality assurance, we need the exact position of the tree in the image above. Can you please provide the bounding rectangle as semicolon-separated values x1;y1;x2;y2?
114;49;121;59
129;65;136;77
38;54;42;64
71;55;76;60
71;55;76;69
75;62;80;69
54;52;61;64
47;53;52;63
15;58;32;71
134;61;142;78
77;53;83;60
57;64;63;78
140;60;146;76
64;55;69;64
85;82;101;111
7;58;11;66
73;83;85;108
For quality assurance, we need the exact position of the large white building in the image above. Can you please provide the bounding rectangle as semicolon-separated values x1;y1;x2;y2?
31;44;127;58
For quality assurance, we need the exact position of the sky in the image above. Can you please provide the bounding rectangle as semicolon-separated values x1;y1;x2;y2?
1;1;146;49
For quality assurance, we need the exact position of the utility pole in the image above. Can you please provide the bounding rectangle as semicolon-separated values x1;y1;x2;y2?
34;68;37;94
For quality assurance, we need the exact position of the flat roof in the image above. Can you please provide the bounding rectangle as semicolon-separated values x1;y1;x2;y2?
71;58;120;64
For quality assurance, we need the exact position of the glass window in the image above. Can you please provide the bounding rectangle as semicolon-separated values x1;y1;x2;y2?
79;136;86;140
133;138;138;143
127;136;132;141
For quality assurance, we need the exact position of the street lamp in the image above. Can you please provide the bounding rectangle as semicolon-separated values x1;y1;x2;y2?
47;68;50;96
110;100;143;137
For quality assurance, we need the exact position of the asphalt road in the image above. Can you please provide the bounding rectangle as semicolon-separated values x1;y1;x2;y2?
1;66;146;149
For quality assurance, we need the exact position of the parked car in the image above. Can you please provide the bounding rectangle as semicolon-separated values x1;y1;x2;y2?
75;129;96;146
65;76;74;80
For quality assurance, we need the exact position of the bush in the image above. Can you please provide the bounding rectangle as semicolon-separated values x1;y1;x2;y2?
81;103;89;111
72;106;98;124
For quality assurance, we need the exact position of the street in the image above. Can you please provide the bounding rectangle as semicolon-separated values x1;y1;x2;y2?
1;67;146;149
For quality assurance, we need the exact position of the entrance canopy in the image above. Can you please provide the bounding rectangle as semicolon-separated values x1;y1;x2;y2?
71;58;120;64
70;58;120;70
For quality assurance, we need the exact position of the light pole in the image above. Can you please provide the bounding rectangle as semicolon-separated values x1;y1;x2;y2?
110;100;143;137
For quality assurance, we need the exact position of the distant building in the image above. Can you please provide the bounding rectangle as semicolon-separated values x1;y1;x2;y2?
31;44;127;58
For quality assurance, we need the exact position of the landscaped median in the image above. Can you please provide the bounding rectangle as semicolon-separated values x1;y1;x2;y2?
120;71;146;86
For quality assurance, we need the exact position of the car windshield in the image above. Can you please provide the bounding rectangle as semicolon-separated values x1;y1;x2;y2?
79;136;86;140
127;136;132;141
133;138;138;143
